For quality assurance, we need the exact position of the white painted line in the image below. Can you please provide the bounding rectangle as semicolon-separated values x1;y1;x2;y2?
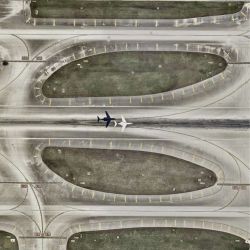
150;95;154;103
192;86;195;93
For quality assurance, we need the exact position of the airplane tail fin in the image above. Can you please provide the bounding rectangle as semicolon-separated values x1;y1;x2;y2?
97;116;100;122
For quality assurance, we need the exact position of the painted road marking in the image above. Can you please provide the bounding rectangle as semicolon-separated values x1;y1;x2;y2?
211;77;215;85
192;86;195;93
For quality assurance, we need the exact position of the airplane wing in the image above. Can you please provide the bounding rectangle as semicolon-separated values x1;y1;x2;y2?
121;115;126;123
106;119;111;128
105;111;110;119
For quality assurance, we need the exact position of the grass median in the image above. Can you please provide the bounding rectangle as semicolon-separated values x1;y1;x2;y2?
31;1;244;19
67;227;248;250
42;51;227;98
42;147;217;195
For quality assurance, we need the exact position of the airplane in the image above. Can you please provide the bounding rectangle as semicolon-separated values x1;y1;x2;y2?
114;115;132;132
97;111;116;128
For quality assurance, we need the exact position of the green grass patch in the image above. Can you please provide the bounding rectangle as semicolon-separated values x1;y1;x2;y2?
42;147;217;195
42;51;227;98
30;1;244;19
67;227;248;250
0;231;18;250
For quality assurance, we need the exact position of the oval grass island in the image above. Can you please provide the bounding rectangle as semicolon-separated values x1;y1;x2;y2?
42;147;217;195
42;51;227;98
